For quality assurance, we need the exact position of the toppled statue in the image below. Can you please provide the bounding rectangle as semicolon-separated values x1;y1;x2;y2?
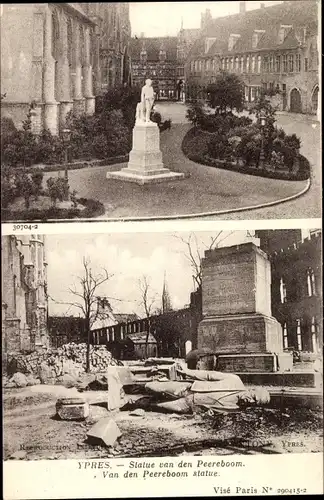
136;79;155;123
124;365;270;415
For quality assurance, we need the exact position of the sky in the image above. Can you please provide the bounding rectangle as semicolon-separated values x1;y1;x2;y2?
129;1;283;37
47;230;259;318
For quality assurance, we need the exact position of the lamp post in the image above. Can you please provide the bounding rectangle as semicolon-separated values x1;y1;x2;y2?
259;114;266;169
61;128;71;201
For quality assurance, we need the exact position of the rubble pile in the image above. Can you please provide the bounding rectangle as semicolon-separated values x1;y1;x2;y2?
6;343;120;385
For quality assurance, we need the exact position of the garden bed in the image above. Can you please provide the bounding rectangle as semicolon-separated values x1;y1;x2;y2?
21;155;129;174
182;128;310;181
1;196;105;221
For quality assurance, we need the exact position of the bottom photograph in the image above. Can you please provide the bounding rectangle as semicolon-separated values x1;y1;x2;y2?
2;228;322;460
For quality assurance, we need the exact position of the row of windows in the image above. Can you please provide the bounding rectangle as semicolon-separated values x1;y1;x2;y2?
282;316;319;352
279;268;317;304
190;53;311;75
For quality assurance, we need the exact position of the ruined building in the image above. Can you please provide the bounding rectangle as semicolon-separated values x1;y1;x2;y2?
2;235;49;368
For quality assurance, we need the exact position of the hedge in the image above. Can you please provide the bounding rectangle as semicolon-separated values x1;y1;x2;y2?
1;198;105;222
182;128;310;182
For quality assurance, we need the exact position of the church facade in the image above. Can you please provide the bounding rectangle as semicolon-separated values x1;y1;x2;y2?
2;235;48;370
1;3;131;135
185;1;319;117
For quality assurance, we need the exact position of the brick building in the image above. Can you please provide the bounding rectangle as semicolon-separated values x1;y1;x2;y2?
130;27;199;100
185;0;319;117
0;3;131;134
2;235;48;368
256;230;322;353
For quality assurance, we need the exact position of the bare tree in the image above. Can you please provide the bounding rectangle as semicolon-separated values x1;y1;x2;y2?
175;231;236;289
137;275;157;358
64;257;113;372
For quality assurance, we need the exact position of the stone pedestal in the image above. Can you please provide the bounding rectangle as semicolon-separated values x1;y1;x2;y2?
198;242;292;372
107;121;185;185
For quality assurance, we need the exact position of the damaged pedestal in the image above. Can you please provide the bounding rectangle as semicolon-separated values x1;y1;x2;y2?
56;397;90;420
107;121;185;185
198;242;293;373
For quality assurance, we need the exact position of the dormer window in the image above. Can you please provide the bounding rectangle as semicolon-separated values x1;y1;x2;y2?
252;30;265;49
228;34;241;51
205;37;216;54
159;49;166;62
140;49;147;63
278;25;292;45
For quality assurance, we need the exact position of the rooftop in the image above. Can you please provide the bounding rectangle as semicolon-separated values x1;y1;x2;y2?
130;36;178;61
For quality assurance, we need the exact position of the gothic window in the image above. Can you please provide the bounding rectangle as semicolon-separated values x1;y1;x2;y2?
257;55;261;73
206;59;210;71
263;56;269;72
275;55;281;72
51;11;60;61
282;54;288;72
221;58;225;70
296;319;302;351
304;57;308;71
235;57;239;72
288;54;294;72
306;268;316;296
283;322;288;349
240;57;244;73
279;277;287;303
67;18;73;67
190;60;194;72
296;53;301;72
79;26;85;66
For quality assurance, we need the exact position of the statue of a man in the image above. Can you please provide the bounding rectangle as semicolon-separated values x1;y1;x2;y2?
141;78;155;122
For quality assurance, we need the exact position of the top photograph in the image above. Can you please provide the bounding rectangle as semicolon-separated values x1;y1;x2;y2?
1;1;320;222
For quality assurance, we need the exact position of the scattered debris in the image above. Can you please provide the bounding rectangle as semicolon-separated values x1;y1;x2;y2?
86;405;109;424
6;343;121;384
56;397;90;421
87;418;122;447
130;409;145;417
11;372;28;388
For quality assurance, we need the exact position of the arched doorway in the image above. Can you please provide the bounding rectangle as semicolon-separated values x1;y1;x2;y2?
311;86;319;114
290;88;302;113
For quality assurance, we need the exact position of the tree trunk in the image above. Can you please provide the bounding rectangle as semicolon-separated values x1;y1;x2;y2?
145;318;150;359
86;319;91;373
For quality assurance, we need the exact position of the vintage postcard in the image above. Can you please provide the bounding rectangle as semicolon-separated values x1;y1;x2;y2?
2;224;323;497
1;1;323;499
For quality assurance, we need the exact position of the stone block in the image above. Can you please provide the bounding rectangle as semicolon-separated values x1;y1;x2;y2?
87;418;121;447
11;372;28;388
198;314;282;354
56;397;90;420
202;243;271;317
217;353;278;372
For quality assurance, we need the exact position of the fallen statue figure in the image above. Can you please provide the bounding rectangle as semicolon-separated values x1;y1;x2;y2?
124;365;270;415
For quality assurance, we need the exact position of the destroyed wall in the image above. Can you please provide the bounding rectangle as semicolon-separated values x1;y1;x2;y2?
2;235;48;372
6;343;119;381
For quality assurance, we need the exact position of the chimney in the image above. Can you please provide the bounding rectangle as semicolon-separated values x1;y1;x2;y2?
240;1;246;14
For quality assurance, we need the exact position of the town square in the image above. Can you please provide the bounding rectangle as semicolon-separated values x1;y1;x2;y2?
1;1;320;221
